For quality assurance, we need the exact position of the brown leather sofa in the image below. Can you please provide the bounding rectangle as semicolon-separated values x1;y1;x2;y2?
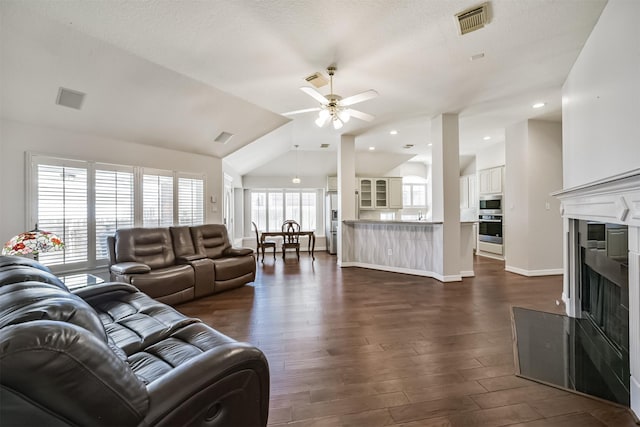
0;255;270;427
108;224;255;305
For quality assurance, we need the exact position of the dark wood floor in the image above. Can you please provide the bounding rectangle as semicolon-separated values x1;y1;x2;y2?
177;253;638;427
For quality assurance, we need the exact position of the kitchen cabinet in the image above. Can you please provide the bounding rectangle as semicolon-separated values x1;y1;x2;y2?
359;178;373;209
375;179;388;208
460;174;477;209
478;166;503;195
388;177;403;209
359;177;402;209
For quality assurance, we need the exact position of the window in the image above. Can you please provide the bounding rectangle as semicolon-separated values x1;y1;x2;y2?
95;166;134;259
251;192;267;231
143;172;174;227
250;190;317;232
402;176;428;207
36;161;88;267
29;154;206;271
178;176;204;226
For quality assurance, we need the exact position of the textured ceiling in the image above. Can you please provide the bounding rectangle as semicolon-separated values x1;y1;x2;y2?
1;0;607;175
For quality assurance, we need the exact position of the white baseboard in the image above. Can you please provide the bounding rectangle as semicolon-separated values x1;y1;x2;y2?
505;265;563;277
476;251;504;261
340;262;463;282
461;270;475;278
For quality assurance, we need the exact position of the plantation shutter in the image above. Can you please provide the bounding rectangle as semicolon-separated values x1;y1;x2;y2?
36;163;88;267
95;166;134;259
178;176;204;225
143;172;174;227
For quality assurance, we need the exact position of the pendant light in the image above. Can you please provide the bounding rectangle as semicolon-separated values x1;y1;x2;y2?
292;145;301;184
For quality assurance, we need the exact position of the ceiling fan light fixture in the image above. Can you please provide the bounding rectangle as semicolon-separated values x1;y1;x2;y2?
332;117;343;130
337;108;350;123
315;115;329;127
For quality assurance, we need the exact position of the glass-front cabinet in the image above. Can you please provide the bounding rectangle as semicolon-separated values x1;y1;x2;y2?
359;178;373;209
375;179;388;208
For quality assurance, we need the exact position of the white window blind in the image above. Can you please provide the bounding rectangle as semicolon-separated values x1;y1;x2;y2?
143;173;174;227
178;176;204;226
95;167;134;259
285;192;301;224
251;192;267;231
300;192;316;230
37;163;88;266
267;192;283;231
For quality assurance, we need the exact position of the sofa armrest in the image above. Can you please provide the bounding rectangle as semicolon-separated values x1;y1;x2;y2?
176;254;207;263
110;262;151;274
144;339;269;427
73;282;139;301
223;247;254;257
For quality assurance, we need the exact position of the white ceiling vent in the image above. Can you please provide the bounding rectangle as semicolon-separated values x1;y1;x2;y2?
304;72;328;88
455;3;489;35
320;143;330;148
56;87;85;110
214;131;234;144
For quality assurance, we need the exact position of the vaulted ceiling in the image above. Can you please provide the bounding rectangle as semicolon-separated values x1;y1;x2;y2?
1;0;607;176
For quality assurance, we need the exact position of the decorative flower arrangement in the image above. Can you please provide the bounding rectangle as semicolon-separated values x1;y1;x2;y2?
2;229;65;256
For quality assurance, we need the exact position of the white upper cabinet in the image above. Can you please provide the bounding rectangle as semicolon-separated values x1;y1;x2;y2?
388;177;403;209
359;177;402;209
478;166;503;195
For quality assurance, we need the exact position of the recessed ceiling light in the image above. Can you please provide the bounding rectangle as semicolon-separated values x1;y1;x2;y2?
428;143;433;147
390;130;398;135
532;102;546;109
483;136;491;141
369;146;375;151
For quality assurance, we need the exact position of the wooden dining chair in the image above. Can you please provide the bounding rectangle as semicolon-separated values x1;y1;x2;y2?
252;221;276;262
281;220;301;261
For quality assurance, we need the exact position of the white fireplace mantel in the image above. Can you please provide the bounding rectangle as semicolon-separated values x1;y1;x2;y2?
554;168;640;419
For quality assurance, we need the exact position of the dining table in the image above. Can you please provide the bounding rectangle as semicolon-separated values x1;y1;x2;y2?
260;230;316;259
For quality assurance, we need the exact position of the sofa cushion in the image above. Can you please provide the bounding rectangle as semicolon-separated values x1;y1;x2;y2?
114;227;176;269
213;256;255;282
128;264;194;298
0;281;107;341
0;265;69;291
190;224;231;259
91;289;198;355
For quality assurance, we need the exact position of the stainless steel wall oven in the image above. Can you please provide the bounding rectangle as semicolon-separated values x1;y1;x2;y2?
478;214;503;244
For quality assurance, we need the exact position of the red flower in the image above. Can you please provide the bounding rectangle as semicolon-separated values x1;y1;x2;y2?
13;243;25;250
51;238;61;245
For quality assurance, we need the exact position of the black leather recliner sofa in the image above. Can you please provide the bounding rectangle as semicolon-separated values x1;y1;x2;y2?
0;255;269;427
108;224;256;305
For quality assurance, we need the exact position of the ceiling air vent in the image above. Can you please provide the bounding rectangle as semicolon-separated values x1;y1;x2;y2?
56;87;85;110
455;3;489;35
320;143;330;148
304;72;328;88
214;131;234;144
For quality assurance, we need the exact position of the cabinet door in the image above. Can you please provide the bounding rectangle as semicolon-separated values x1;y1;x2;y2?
359;178;373;209
478;170;491;194
468;174;477;209
374;179;388;208
489;167;503;193
388;177;403;209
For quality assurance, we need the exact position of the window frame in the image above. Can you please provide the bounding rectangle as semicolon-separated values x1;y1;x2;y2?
27;153;206;273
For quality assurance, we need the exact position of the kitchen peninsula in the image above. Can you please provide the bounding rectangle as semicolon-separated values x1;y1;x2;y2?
341;220;475;282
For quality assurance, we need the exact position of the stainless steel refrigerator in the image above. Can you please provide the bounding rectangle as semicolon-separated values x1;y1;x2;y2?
325;192;338;254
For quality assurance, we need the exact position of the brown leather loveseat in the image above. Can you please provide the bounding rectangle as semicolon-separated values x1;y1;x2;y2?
0;255;270;426
108;224;255;305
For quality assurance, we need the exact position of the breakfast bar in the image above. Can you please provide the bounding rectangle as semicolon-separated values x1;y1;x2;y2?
341;220;475;281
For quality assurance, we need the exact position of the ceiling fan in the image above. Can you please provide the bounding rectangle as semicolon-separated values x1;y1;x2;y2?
284;66;378;130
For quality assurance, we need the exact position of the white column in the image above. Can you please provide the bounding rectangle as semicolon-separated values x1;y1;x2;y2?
431;114;461;281
338;134;356;265
629;226;640;419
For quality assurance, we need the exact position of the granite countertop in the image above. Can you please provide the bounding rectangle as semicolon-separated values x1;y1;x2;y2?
342;219;477;225
342;219;443;225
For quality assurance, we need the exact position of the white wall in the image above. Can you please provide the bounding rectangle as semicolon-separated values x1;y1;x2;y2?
505;120;563;275
562;0;640;189
0;119;223;241
385;161;429;179
476;142;506;171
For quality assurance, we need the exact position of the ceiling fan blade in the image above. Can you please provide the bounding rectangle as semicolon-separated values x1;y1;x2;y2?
340;89;379;106
348;109;375;122
282;107;321;116
300;87;329;104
